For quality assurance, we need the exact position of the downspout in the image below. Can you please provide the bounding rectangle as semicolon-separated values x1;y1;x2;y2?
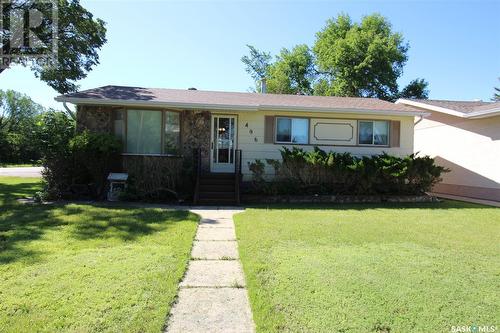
414;115;424;126
63;102;76;120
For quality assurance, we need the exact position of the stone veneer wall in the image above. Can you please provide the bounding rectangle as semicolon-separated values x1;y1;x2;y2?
76;105;114;133
180;109;211;172
76;107;212;168
75;106;212;198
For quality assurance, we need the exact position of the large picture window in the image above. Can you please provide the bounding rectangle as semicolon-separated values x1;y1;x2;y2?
358;120;389;146
113;109;181;155
275;117;309;144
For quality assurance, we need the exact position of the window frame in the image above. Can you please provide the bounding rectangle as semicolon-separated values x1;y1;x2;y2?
274;116;310;144
357;120;390;147
113;108;182;156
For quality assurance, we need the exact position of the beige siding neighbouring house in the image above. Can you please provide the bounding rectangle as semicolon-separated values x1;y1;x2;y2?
414;112;500;201
397;99;500;202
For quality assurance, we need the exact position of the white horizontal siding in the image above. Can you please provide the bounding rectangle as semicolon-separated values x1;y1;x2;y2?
212;110;415;181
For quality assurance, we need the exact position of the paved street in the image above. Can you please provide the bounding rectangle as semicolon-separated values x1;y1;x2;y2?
0;167;42;178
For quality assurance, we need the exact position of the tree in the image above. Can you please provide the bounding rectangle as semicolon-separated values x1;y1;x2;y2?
493;78;500;101
0;90;45;132
241;45;271;82
393;78;429;101
313;13;410;100
241;13;429;101
266;45;316;95
0;0;107;93
0;90;47;163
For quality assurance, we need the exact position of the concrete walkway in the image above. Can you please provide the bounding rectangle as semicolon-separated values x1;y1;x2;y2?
430;192;500;208
0;167;42;178
165;208;255;333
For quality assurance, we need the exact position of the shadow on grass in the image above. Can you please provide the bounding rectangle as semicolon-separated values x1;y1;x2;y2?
67;205;191;241
0;202;192;265
0;180;42;205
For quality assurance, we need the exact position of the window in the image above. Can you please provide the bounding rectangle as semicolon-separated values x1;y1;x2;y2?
164;111;180;154
113;109;181;155
113;110;125;141
358;120;389;146
276;117;309;144
127;110;162;154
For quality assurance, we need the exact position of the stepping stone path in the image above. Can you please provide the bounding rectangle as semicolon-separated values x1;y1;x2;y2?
165;208;255;333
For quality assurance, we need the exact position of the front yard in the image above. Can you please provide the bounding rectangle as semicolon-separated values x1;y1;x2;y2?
0;177;198;332
234;202;500;332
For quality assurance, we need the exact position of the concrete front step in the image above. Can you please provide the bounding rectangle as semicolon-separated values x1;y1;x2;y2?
198;191;236;199
191;240;239;260
166;288;254;333
180;260;245;288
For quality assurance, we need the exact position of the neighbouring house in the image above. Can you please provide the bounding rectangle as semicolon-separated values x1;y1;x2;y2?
396;99;500;202
56;85;427;204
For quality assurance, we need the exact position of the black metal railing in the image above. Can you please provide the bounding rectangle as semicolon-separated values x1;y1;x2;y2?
193;148;202;204
234;149;242;205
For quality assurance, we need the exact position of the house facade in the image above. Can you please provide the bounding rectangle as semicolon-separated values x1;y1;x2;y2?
397;99;500;202
56;86;426;203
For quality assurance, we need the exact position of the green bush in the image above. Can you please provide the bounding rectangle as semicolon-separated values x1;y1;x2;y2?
36;111;77;199
248;147;447;196
69;130;122;198
36;112;121;200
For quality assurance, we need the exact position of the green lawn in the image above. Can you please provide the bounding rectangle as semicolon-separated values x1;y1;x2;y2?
234;202;500;333
0;177;198;332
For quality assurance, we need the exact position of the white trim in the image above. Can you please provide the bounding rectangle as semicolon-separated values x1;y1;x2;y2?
55;96;428;117
357;120;390;147
274;116;310;144
396;99;500;119
259;105;427;116
210;114;237;173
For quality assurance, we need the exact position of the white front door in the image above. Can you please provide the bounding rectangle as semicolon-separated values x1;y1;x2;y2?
210;115;237;173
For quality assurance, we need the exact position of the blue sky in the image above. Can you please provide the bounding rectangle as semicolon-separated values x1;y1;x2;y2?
1;0;499;109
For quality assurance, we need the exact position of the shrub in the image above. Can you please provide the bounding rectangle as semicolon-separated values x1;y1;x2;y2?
248;147;447;196
36;111;76;199
36;112;121;200
69;130;122;198
120;155;183;202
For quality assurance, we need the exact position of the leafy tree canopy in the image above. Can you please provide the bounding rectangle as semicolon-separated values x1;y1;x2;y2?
266;45;316;95
1;0;107;93
0;89;53;163
242;13;429;101
0;90;45;132
493;78;500;101
241;45;271;81
394;78;429;101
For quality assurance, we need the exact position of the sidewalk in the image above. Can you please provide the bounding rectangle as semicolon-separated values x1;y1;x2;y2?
431;193;500;208
165;208;255;333
0;167;42;178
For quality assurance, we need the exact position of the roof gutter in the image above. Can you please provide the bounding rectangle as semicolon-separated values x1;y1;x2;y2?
396;99;500;119
55;96;429;117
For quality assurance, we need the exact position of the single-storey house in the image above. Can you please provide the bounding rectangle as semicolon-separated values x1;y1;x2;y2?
396;98;500;202
56;85;427;204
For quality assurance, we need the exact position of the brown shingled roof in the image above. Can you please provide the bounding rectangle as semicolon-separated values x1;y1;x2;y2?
408;99;495;114
56;85;422;114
